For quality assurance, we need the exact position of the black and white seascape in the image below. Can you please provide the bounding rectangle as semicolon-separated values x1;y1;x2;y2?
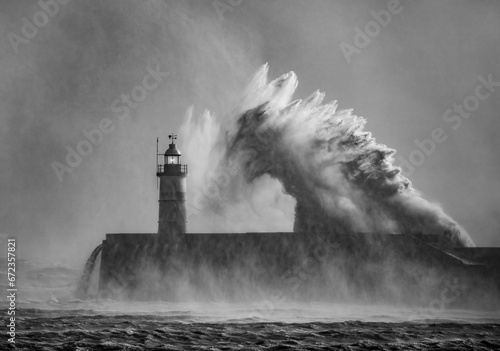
1;1;500;350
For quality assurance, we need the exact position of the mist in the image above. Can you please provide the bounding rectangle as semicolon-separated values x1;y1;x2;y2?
1;0;499;269
0;0;260;264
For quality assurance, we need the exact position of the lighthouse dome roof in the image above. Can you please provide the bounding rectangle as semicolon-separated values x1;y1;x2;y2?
165;144;181;156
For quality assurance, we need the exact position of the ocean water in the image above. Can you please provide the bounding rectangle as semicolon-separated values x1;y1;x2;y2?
1;260;499;350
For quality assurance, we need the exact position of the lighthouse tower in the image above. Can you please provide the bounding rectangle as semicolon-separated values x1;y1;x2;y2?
156;134;188;243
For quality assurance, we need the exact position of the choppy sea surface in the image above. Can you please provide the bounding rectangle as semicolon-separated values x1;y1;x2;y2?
1;260;499;350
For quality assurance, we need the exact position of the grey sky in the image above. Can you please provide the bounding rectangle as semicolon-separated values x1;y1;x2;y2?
0;0;498;264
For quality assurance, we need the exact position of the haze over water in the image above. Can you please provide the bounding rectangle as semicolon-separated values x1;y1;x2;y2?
2;258;499;350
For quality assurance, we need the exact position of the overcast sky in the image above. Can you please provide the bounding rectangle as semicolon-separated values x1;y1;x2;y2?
0;0;499;264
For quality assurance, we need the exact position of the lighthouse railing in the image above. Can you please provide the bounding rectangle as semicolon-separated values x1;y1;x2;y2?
156;164;188;175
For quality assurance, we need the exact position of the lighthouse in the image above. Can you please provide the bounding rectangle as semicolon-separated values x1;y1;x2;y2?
156;134;188;243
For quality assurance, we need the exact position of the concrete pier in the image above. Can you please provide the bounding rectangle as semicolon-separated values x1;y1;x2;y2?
97;136;500;306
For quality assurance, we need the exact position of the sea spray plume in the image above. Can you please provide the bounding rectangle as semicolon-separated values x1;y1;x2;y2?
224;65;475;247
179;98;295;232
179;107;248;225
179;106;222;191
76;244;102;299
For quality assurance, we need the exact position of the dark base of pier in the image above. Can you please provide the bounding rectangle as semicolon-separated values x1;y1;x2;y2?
98;232;500;309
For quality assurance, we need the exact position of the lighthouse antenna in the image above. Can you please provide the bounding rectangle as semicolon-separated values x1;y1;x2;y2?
156;137;159;190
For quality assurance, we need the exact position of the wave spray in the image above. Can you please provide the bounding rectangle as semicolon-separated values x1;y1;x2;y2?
183;65;474;248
